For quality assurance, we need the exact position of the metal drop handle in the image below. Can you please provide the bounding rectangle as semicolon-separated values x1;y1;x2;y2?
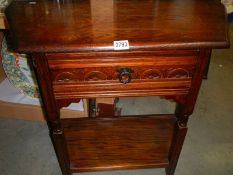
117;67;133;84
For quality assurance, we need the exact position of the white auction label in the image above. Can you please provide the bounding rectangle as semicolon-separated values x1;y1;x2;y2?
113;40;129;50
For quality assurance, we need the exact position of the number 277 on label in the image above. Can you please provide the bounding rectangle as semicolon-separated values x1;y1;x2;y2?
113;40;129;50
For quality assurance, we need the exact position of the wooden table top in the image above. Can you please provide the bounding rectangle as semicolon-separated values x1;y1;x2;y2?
5;0;229;53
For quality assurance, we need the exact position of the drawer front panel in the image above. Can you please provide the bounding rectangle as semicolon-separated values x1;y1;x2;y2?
46;51;199;99
49;66;195;83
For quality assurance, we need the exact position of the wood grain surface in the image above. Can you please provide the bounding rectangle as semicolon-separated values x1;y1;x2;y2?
5;1;229;175
62;115;176;172
5;0;229;53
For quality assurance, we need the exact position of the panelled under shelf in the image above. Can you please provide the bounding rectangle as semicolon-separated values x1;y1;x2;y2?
61;115;176;173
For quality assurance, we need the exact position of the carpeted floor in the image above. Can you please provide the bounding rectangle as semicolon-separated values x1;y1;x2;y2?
0;25;232;175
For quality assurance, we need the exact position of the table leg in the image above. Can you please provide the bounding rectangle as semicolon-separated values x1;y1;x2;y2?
32;54;71;175
166;49;211;174
203;51;212;79
89;98;96;118
52;131;71;175
165;121;187;175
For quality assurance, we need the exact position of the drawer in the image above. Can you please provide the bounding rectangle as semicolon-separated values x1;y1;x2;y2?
46;51;199;99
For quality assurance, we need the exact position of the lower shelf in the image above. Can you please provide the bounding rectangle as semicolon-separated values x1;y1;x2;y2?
61;115;176;173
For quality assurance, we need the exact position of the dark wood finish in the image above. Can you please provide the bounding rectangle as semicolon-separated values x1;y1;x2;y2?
56;99;81;109
5;0;229;175
47;51;198;100
165;50;211;173
32;54;71;175
166;123;187;175
203;51;212;79
61;115;176;172
5;0;228;53
97;103;118;117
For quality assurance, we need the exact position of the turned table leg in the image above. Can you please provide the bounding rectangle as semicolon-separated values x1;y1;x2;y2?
89;98;97;118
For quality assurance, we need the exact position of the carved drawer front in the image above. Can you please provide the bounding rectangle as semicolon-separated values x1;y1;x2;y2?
46;51;199;99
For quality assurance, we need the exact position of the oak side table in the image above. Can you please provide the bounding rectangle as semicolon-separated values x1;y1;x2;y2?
5;0;229;175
